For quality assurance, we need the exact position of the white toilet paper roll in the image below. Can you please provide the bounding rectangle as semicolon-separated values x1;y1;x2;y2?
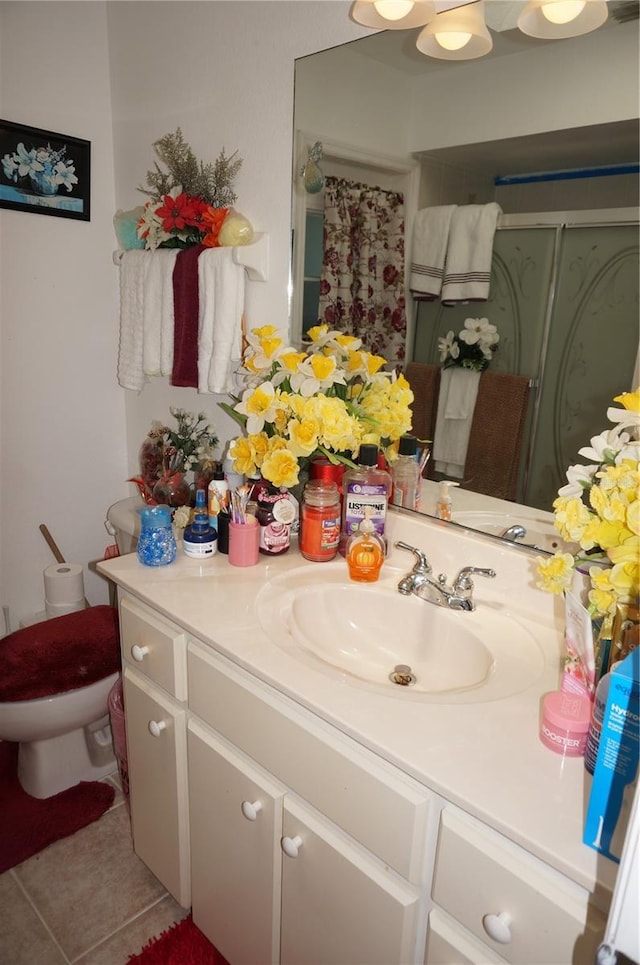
43;563;85;607
45;599;86;620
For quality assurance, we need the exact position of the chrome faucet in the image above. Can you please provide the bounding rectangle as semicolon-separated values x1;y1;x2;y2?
395;542;496;612
500;524;527;541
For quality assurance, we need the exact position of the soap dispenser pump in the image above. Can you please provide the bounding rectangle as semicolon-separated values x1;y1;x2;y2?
436;480;460;521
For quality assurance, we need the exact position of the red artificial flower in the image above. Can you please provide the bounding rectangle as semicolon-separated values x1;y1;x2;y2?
201;206;229;248
184;196;210;232
155;193;196;233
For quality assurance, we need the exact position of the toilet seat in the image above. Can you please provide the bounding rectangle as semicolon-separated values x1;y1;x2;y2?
0;606;120;702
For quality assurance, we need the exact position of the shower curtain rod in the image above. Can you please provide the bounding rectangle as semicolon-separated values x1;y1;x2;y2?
494;163;639;186
497;216;639;231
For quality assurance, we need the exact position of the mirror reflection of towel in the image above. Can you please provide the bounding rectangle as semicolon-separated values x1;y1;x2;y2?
433;367;481;477
410;205;457;300
441;203;501;304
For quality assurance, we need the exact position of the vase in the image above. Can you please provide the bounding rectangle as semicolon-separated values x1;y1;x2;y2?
152;465;191;508
29;170;59;196
138;436;165;496
193;465;215;499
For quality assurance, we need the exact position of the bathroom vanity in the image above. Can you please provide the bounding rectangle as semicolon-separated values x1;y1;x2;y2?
98;509;616;965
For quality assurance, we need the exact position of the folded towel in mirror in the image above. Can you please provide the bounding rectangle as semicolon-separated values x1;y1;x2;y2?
410;205;457;300
441;203;501;304
433;367;481;477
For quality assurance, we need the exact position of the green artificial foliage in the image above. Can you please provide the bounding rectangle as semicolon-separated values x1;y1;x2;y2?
139;128;242;208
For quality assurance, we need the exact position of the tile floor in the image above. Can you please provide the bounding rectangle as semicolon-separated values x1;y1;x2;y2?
0;769;189;964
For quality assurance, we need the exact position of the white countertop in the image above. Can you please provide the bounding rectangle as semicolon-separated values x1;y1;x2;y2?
98;507;618;904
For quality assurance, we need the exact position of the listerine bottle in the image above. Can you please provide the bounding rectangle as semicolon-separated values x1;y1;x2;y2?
339;444;392;556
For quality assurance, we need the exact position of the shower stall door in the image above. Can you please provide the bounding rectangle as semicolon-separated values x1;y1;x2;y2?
412;220;639;512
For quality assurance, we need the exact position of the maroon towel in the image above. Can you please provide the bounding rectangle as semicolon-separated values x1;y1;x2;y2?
172;244;204;387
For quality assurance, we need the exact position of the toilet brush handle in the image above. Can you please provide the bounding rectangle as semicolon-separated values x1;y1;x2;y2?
39;524;65;564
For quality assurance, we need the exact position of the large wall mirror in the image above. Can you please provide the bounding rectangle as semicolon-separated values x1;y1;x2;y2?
291;2;639;544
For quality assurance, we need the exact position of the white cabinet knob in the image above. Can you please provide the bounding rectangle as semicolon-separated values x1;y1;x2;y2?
148;719;167;738
241;800;263;821
131;644;149;662
281;835;303;858
483;912;512;944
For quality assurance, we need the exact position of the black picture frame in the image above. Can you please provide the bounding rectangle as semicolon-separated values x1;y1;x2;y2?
0;119;90;222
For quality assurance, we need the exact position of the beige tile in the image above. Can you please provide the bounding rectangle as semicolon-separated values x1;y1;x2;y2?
14;805;166;961
0;871;67;965
77;896;189;965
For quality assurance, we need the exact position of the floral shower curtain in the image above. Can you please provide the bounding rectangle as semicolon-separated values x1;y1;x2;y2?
317;176;407;366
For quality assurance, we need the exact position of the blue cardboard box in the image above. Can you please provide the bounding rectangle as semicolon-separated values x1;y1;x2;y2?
584;649;639;862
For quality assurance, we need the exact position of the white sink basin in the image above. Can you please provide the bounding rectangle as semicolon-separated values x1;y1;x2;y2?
257;564;545;703
452;512;566;553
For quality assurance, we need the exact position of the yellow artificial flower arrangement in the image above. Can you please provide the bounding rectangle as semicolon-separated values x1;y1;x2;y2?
220;324;414;489
536;388;640;620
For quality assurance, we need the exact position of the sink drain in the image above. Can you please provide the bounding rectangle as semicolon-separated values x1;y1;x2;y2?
389;664;416;687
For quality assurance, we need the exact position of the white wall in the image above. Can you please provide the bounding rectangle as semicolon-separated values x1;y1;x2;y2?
407;23;639;152
0;1;126;626
294;42;414;157
0;0;366;626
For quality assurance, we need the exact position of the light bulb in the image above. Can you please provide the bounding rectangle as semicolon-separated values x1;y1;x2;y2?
541;1;586;24
373;0;415;21
435;30;472;50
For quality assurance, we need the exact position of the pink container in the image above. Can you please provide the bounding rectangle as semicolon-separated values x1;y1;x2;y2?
540;690;592;757
228;516;260;567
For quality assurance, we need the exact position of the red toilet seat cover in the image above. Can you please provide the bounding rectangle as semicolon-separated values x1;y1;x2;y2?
0;606;121;702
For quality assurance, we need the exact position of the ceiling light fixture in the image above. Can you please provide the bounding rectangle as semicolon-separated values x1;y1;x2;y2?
351;0;436;30
416;1;492;60
541;1;585;24
373;0;415;21
518;0;608;38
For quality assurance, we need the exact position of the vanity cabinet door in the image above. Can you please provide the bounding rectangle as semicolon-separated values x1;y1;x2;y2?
280;796;420;965
123;666;190;907
188;719;284;965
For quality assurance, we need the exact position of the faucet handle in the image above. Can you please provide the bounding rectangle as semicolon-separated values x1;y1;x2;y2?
394;542;432;573
453;566;496;593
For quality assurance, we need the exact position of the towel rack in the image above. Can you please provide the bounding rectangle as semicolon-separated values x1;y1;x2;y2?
112;231;269;282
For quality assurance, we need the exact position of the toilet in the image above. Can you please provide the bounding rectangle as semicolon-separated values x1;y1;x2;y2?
0;606;121;798
105;495;144;555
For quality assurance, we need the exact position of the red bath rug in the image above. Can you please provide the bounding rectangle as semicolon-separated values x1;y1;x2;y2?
0;740;115;874
127;914;229;964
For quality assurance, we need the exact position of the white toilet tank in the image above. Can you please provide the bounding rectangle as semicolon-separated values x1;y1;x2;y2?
106;496;144;554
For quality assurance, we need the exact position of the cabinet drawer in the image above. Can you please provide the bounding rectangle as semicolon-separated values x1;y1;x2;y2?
119;595;187;699
188;640;431;883
425;910;507;964
432;807;606;965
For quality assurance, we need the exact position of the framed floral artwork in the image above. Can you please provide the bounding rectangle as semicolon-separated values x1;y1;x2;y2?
0;119;90;221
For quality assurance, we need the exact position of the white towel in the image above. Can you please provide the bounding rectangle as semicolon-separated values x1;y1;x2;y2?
432;367;481;478
117;250;150;391
142;249;179;377
441;203;501;304
409;205;457;299
197;248;245;394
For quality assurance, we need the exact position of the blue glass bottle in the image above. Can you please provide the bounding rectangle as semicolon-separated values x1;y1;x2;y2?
136;505;177;566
